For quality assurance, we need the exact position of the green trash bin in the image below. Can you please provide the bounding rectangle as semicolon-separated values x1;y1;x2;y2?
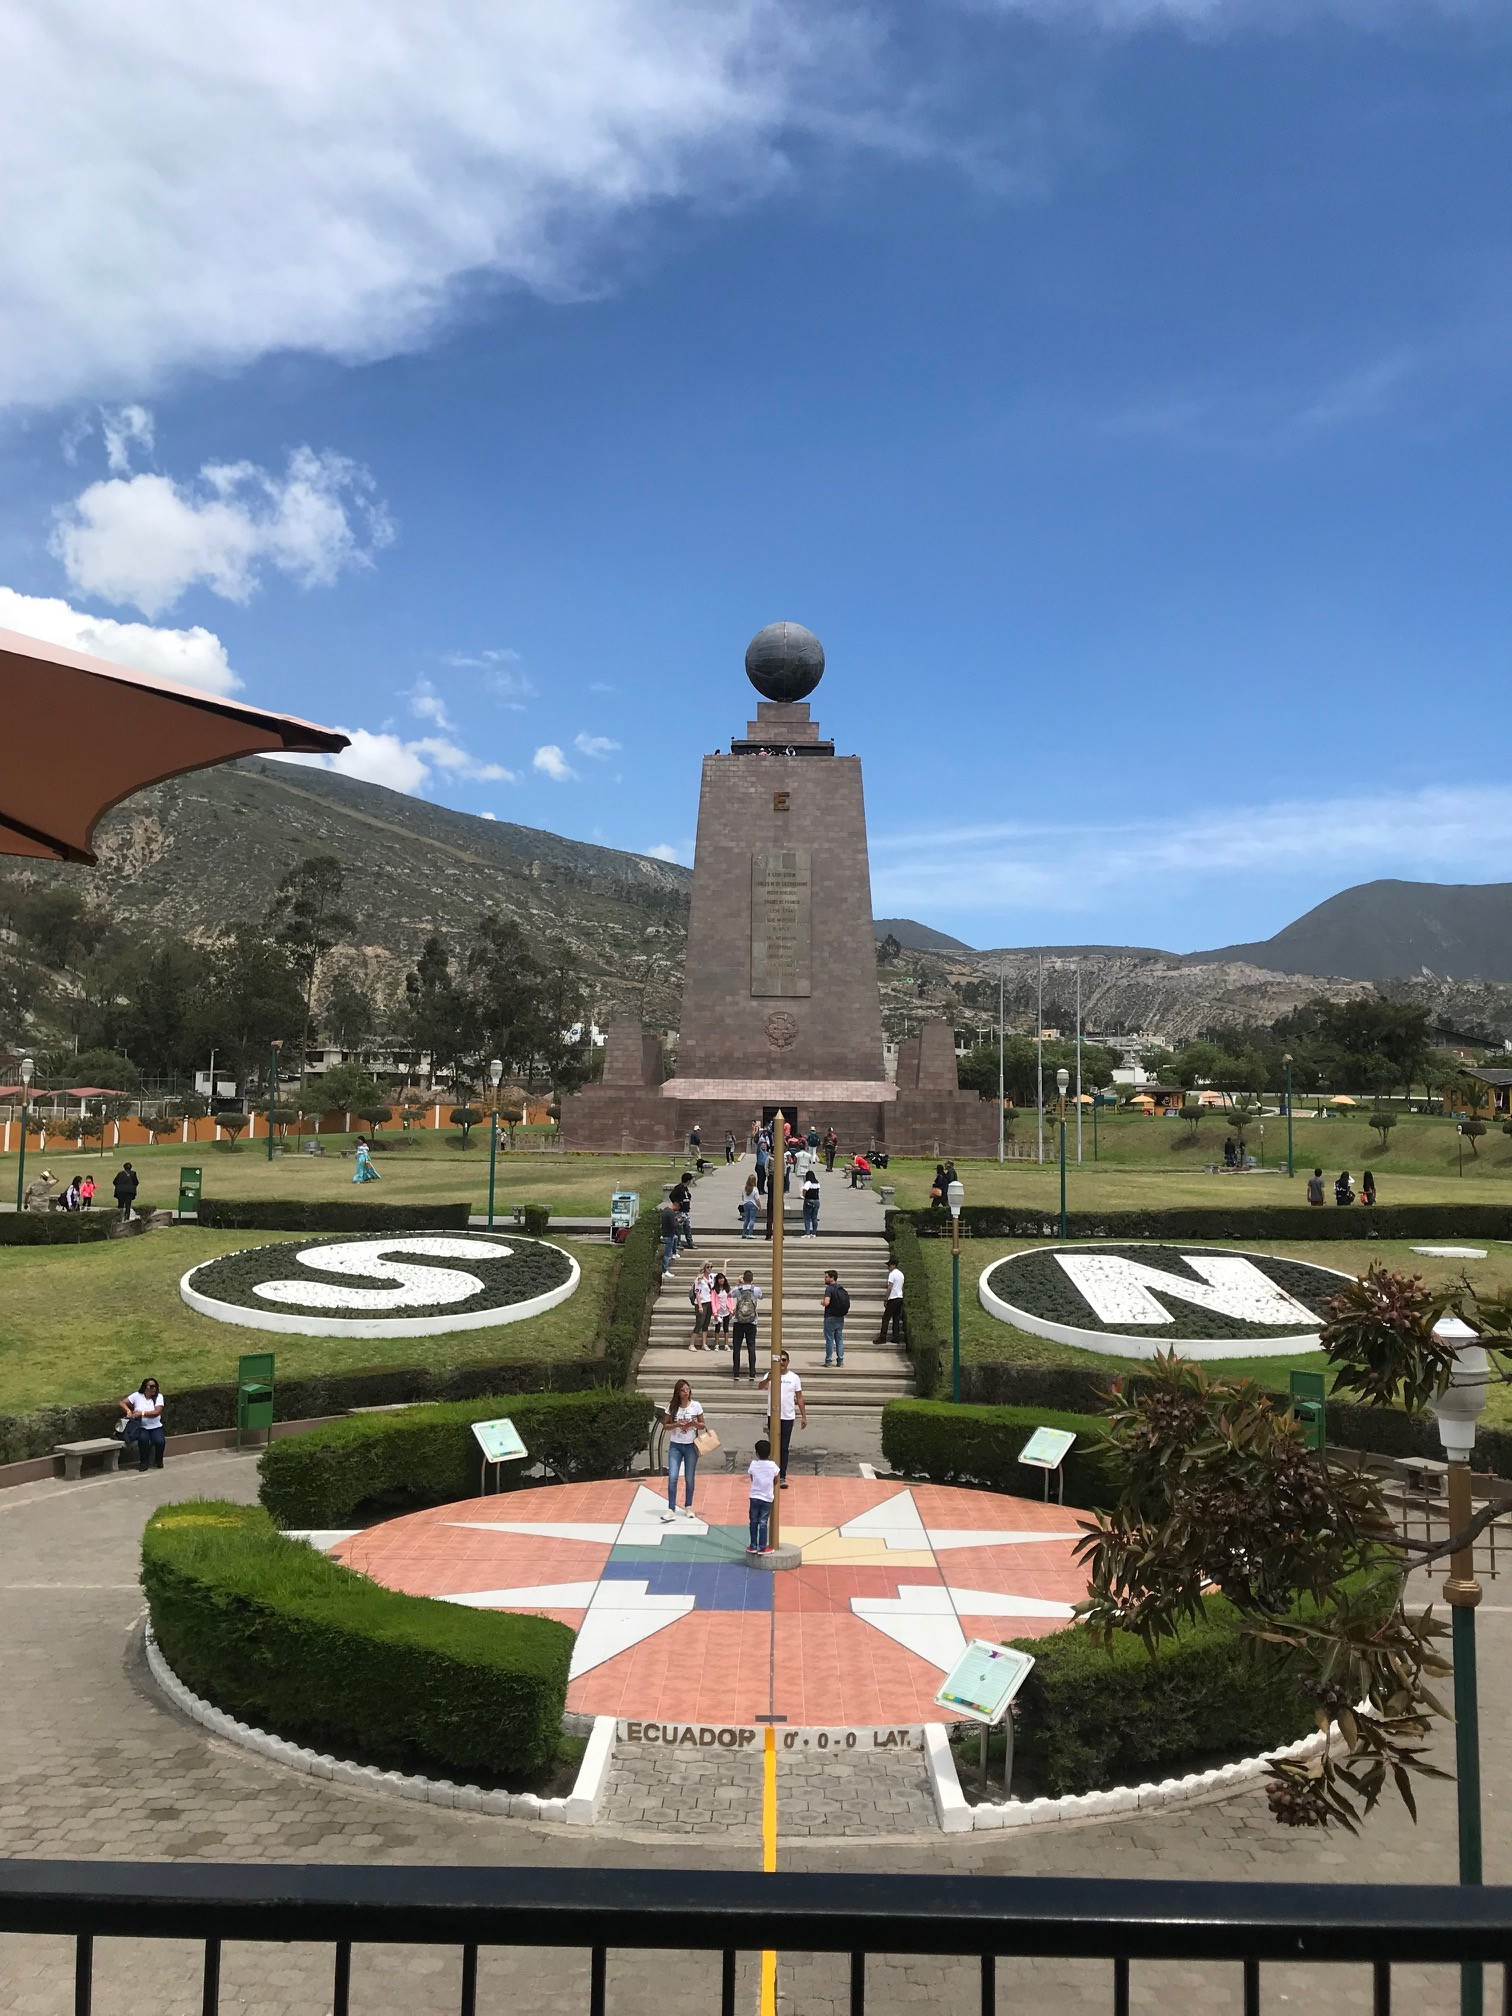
236;1351;275;1450
177;1165;203;1219
1289;1368;1326;1452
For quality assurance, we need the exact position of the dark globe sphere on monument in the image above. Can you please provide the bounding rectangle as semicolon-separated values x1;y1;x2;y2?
745;621;825;702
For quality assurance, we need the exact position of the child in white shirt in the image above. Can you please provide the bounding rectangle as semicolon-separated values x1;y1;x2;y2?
748;1438;780;1552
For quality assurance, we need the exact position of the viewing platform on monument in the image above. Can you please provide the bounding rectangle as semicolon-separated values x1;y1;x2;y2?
565;623;995;1157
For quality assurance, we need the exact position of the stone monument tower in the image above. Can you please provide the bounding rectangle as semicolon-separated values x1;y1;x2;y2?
564;624;994;1154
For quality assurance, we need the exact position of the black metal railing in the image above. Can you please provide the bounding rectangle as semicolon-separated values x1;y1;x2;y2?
3;1864;1511;2016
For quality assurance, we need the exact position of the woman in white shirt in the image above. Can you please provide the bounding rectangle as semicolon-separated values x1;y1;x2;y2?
121;1378;166;1472
663;1378;705;1520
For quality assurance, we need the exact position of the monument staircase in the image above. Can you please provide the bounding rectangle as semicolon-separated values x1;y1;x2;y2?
634;1160;914;1418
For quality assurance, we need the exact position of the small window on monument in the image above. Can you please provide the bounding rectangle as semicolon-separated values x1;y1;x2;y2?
773;791;790;811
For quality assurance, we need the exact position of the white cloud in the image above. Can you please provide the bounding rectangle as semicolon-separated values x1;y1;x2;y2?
533;743;577;782
408;677;453;730
53;445;392;618
872;783;1512;921
643;842;682;863
281;724;518;795
982;0;1485;27
0;584;240;695
101;404;155;473
574;732;621;759
0;1;877;409
445;648;537;708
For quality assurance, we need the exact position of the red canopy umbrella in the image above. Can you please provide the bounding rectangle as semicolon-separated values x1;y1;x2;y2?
0;625;348;863
63;1087;121;1098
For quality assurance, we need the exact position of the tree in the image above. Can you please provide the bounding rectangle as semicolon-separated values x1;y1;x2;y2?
1228;1098;1258;1153
1180;1103;1204;1141
217;1113;247;1146
38;1046;140;1092
1368;1109;1397;1150
467;912;545;1075
202;930;303;1091
357;1104;393;1137
1078;1349;1450;1830
265;855;354;1083
320;970;374;1050
450;1104;483;1145
144;1110;182;1143
315;1060;383;1116
403;936;480;1091
1460;1118;1486;1159
498;1083;529;1148
14;886;111;970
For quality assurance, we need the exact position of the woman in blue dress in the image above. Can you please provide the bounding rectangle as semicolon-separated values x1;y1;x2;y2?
353;1138;380;1183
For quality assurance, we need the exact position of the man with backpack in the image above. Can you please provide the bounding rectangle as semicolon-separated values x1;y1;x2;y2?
731;1270;762;1382
112;1161;139;1222
821;1269;850;1367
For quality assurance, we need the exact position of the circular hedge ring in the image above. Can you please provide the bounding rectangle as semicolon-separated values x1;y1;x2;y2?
979;1244;1351;1360
181;1232;580;1338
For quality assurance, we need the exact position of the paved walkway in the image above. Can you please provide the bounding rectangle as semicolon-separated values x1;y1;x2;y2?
2;1450;1505;2015
689;1151;887;1236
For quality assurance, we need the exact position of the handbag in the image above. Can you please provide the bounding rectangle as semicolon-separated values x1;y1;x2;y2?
693;1426;721;1458
120;1416;142;1444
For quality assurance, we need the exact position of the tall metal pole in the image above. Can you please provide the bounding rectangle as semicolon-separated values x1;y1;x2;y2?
1058;1098;1068;1238
266;1042;277;1163
951;1212;961;1404
487;1112;499;1229
1035;956;1044;1165
1284;1055;1295;1179
996;959;1005;1166
1075;964;1083;1166
14;1096;28;1212
1447;1452;1484;2016
769;1109;785;1550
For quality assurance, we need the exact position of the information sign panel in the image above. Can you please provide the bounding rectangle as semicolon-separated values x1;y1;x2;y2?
1017;1427;1076;1470
934;1641;1035;1726
471;1418;528;1464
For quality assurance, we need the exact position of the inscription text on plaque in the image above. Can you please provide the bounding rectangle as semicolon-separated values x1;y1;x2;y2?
751;849;812;998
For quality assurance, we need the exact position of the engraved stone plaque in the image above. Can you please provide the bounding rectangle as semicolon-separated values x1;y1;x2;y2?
751;849;812;998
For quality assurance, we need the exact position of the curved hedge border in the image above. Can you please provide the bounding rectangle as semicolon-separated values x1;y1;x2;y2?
196;1199;472;1232
881;1399;1114;1507
259;1388;655;1527
0;1214;114;1246
143;1500;571;1780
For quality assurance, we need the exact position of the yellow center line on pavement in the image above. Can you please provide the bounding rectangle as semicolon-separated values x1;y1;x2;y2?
760;1723;778;2016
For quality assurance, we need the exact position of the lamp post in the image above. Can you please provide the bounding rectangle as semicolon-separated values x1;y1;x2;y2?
1092;1087;1099;1161
14;1054;34;1212
266;1040;283;1163
1433;1316;1490;2016
486;1058;503;1229
1056;1066;1069;1238
1283;1053;1294;1179
948;1178;964;1403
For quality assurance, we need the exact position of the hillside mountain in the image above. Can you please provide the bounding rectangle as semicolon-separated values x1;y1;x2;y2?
873;917;974;953
1188;880;1512;984
6;758;692;1026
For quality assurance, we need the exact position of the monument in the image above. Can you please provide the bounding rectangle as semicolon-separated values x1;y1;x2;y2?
564;624;995;1155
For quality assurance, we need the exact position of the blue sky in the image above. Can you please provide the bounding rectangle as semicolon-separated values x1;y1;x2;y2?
3;0;1512;953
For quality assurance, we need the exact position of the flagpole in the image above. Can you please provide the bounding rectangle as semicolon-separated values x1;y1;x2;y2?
1036;955;1044;1165
997;957;1005;1165
1075;963;1083;1166
769;1109;785;1551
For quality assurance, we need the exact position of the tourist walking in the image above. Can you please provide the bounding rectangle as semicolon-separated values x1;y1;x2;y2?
747;1438;779;1553
79;1173;95;1210
822;1127;838;1173
668;1172;694;1248
1335;1170;1355;1206
353;1139;380;1183
928;1163;947;1209
755;1130;770;1196
877;1254;905;1344
1362;1169;1377;1207
662;1378;704;1519
724;1130;737;1164
61;1176;81;1212
111;1161;139;1221
758;1349;806;1486
120;1378;165;1472
740;1173;759;1238
688;1260;715;1349
1307;1166;1325;1207
801;1164;821;1237
711;1271;734;1346
731;1269;762;1381
660;1197;680;1276
822;1269;849;1366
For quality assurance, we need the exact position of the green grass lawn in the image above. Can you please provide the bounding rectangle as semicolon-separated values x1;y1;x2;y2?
922;1236;1512;1425
0;1135;681;1219
885;1109;1512;1210
0;1228;616;1416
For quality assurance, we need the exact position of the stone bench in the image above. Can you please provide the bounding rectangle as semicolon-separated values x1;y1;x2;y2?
54;1437;124;1481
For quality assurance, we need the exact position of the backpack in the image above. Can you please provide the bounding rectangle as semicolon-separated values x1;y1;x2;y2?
688;1283;699;1307
735;1284;759;1323
826;1284;850;1318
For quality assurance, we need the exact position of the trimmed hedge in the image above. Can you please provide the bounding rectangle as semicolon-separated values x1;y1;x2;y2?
602;1212;660;1386
881;1399;1115;1507
891;1202;1512;1243
0;1356;604;1467
258;1387;655;1526
1008;1601;1315;1797
892;1218;942;1398
520;1204;550;1236
0;1213;114;1245
143;1500;571;1779
196;1199;471;1232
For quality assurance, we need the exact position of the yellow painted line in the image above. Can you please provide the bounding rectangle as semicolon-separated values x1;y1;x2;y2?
760;1725;777;2016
